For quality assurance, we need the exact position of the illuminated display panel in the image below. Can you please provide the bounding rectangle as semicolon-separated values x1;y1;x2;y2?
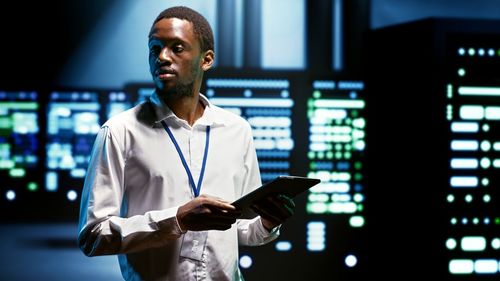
45;90;140;208
106;90;133;119
445;35;500;276
366;19;500;280
205;78;294;182
306;80;366;222
0;91;40;204
304;80;367;277
199;74;367;281
45;91;101;203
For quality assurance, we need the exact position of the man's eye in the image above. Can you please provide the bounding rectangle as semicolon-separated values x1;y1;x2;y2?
173;46;184;53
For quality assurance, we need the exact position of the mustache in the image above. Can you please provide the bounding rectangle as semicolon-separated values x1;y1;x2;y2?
156;66;177;76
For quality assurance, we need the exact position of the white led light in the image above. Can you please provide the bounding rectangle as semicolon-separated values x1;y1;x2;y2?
491;238;500;249
461;236;486;251
67;190;78;201
449;259;473;274
446;238;457;250
345;255;357;267
6;190;16;201
275;241;292;251
239;255;253;269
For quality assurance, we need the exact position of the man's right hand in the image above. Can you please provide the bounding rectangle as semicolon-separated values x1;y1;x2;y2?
176;194;241;232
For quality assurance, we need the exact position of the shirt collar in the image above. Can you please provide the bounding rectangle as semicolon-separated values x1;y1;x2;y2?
148;91;226;128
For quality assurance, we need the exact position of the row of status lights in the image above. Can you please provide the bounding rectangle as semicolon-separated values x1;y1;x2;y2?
458;47;500;57
5;189;78;202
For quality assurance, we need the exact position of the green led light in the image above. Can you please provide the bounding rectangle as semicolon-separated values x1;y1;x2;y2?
9;168;26;178
354;162;362;170
307;99;315;108
354;173;363;181
308;151;315;159
349;216;365;227
351;110;359;118
0;117;13;129
306;202;327;214
317;152;325;159
326;151;333;159
497;49;500;57
313;90;321;99
0;159;15;169
310;162;316;170
357;204;363;212
343;152;351;159
335;152;342;159
495;218;500;225
0;102;38;110
27;182;38;192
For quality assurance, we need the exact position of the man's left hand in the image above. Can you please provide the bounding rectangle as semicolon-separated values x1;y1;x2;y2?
251;194;295;231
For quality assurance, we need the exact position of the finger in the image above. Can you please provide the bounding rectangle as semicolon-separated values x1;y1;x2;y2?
207;205;242;217
199;195;237;211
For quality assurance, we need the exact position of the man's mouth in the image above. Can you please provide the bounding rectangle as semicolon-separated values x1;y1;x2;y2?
156;68;176;80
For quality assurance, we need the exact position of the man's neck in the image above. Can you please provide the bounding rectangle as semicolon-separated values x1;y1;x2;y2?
164;94;204;127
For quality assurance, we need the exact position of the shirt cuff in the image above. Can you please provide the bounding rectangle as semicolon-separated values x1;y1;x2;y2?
148;206;185;236
258;217;280;235
174;212;187;234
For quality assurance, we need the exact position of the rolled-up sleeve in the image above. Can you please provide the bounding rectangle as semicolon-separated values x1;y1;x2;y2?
77;126;184;256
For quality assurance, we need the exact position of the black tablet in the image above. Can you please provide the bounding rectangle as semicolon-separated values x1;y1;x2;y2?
232;175;321;219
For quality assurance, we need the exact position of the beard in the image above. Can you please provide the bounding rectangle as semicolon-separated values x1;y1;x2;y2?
157;77;194;101
164;79;195;99
156;65;199;102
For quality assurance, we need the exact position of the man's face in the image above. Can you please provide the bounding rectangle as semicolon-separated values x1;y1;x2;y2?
148;18;206;98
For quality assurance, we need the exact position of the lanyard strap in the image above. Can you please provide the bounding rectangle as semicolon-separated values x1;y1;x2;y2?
161;121;210;198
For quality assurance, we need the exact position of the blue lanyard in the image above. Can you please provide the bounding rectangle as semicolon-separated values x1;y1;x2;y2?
161;121;210;198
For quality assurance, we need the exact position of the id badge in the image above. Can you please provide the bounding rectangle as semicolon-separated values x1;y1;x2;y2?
180;231;208;261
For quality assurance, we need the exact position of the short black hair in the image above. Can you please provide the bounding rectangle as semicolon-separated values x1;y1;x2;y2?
149;6;214;53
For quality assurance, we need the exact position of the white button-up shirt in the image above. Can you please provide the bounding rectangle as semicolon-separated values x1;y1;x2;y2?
78;93;279;281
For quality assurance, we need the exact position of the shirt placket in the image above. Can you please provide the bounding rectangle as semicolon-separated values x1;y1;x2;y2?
189;125;209;279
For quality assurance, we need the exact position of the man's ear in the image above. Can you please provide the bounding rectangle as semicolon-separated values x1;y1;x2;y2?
201;50;214;71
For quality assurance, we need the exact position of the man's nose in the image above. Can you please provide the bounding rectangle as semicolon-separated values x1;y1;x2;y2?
158;47;172;64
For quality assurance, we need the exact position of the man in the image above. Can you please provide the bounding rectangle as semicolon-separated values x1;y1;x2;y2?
78;6;295;281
